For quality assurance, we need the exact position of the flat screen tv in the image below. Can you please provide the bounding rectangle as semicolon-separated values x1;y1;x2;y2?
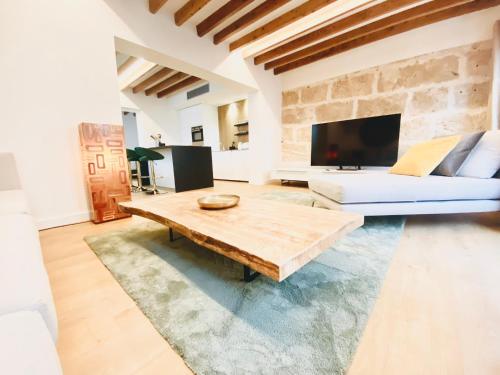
310;114;401;168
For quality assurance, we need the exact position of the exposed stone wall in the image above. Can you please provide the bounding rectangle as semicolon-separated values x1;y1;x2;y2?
281;41;493;163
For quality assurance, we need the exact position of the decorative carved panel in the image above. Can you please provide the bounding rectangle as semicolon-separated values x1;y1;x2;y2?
78;123;131;223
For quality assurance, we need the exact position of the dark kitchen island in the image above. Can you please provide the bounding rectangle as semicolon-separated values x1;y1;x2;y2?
149;145;214;192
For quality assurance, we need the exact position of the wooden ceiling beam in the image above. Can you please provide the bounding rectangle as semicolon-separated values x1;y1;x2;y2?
229;0;336;51
274;0;500;75
145;72;188;96
197;0;255;37
132;67;174;94
119;60;157;91
265;0;472;70
157;76;202;98
214;0;290;45
149;0;168;14
175;0;212;26
254;0;422;65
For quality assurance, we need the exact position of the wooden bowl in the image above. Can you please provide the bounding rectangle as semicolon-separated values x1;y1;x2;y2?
197;194;240;210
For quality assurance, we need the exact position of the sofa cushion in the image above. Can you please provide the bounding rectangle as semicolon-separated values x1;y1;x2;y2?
389;135;461;177
0;214;58;341
0;311;62;375
309;173;500;204
0;189;30;215
432;131;485;177
458;130;500;178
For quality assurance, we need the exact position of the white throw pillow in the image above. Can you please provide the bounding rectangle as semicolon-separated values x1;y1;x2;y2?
458;130;500;178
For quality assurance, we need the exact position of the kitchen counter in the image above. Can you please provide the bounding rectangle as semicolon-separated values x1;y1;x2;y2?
147;145;213;192
212;149;250;181
149;145;211;150
213;148;249;153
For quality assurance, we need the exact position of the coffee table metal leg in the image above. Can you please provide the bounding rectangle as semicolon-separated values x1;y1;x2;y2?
168;229;258;281
243;265;260;282
169;228;182;242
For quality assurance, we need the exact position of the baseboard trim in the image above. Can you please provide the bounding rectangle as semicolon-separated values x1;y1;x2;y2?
36;211;91;230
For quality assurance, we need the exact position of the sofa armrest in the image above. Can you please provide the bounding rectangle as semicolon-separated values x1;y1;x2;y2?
0;214;58;341
0;153;21;190
0;311;62;375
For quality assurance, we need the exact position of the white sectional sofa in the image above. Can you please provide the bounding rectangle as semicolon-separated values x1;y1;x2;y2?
0;311;62;374
0;153;62;374
309;172;500;215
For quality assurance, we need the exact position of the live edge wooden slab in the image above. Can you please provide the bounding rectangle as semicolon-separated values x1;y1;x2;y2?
119;190;364;282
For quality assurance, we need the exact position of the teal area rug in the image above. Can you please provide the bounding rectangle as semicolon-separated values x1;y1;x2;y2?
85;192;404;374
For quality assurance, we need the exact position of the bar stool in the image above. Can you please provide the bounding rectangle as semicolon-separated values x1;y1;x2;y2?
135;147;164;195
126;149;147;192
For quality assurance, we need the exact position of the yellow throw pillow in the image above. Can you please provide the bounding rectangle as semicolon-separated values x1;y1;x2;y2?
390;135;462;177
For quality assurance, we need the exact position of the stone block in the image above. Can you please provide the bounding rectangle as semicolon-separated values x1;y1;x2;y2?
453;82;490;109
282;90;299;107
301;83;328;103
281;142;310;162
408;87;448;116
281;126;294;142
378;56;459;92
331;72;374;99
400;110;488;151
400;117;439;145
466;48;492;77
357;93;407;118
432;111;489;136
315;101;353;123
282;107;312;124
295;126;312;142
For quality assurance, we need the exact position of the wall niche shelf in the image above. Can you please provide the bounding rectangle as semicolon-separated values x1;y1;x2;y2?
233;121;249;137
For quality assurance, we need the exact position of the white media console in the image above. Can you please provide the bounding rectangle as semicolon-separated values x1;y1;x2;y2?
270;167;388;183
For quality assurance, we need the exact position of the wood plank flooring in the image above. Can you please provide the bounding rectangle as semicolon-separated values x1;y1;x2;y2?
349;212;500;375
39;181;500;374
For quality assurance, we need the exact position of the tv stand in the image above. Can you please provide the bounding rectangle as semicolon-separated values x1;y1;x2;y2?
271;166;382;184
338;165;362;171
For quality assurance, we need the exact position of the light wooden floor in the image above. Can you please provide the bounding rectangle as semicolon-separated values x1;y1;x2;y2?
39;181;500;375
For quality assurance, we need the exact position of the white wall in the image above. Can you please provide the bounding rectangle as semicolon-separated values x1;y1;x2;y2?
281;6;500;90
178;104;220;151
179;105;203;145
120;90;181;147
122;112;139;148
0;0;281;229
203;105;221;151
0;1;123;229
248;84;282;184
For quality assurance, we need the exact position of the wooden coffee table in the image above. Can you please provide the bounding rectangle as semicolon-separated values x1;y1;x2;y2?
119;190;363;282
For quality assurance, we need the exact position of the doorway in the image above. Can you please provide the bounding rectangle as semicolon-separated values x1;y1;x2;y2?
122;111;139;149
122;110;150;185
